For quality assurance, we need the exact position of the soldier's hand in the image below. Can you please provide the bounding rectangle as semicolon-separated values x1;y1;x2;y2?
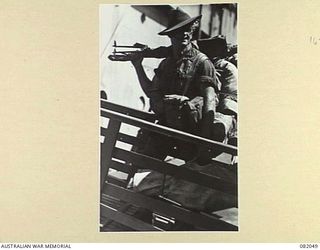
163;95;189;104
131;54;143;67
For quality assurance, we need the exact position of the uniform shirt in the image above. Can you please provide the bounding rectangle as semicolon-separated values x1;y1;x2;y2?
149;47;219;116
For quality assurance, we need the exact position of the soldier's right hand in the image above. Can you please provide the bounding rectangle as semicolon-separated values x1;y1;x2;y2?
130;54;144;67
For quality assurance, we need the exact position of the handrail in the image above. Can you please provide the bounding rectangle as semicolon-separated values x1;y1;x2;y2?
101;108;237;156
100;100;238;231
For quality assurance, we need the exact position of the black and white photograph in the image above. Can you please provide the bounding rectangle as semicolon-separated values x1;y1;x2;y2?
100;4;238;231
3;0;320;245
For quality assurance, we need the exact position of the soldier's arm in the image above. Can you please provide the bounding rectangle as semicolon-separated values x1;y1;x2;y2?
198;59;219;138
196;82;216;165
130;46;172;98
196;59;219;165
131;58;165;115
199;83;216;139
131;58;153;98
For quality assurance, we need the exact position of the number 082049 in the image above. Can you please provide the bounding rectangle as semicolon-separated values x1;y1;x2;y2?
300;244;318;248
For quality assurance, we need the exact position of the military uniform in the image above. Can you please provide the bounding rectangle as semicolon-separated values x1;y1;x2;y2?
151;47;233;139
133;47;234;163
132;49;237;223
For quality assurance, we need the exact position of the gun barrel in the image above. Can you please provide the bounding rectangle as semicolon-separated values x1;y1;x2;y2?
113;50;141;53
113;45;143;48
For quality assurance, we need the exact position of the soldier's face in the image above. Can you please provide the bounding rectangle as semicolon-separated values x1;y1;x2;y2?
169;26;193;48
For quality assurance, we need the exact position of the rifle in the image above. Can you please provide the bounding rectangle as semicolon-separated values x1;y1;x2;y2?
109;40;237;64
108;40;170;61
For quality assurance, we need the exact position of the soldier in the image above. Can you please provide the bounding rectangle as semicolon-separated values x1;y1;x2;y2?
198;35;238;148
131;8;233;164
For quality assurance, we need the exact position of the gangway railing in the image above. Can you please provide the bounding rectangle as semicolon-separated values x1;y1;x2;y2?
100;94;238;231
